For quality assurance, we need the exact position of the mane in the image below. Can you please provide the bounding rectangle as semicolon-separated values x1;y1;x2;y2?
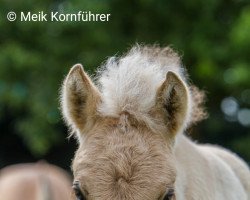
96;45;206;131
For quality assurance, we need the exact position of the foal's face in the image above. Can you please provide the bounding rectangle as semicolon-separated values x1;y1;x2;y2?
72;118;176;200
62;65;189;200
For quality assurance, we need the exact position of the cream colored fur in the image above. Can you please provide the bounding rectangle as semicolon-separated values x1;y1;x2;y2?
61;45;250;200
97;45;192;133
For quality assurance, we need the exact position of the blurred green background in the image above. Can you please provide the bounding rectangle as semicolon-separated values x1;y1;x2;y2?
0;0;249;171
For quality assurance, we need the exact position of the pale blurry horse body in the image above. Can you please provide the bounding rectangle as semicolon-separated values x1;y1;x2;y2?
0;162;71;200
61;46;250;200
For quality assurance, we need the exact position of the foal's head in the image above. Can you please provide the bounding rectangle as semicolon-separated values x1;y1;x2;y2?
61;47;193;200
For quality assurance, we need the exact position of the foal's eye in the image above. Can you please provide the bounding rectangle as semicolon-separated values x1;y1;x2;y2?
163;189;175;200
73;181;86;200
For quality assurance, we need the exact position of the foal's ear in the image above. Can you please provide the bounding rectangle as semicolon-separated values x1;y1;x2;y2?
156;71;189;135
61;64;101;133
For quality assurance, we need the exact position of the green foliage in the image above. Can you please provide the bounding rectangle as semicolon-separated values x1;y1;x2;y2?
0;0;249;161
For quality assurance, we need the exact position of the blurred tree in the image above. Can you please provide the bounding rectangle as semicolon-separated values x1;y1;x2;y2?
0;0;249;164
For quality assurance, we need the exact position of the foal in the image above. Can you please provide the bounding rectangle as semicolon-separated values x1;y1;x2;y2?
0;162;71;200
61;45;250;200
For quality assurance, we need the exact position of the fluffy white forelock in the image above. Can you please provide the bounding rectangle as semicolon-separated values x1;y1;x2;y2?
96;47;185;120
